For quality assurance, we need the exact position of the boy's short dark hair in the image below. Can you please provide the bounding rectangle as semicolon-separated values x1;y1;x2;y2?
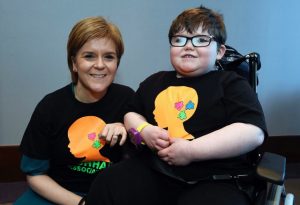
168;5;227;46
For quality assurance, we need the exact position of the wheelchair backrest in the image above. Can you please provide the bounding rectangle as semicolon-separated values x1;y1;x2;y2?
217;45;261;91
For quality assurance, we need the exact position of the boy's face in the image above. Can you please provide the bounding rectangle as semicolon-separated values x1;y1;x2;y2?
170;27;225;77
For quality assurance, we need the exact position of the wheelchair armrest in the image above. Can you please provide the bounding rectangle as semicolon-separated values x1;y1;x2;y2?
256;152;286;185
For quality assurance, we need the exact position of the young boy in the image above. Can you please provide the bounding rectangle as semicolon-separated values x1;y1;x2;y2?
86;6;267;205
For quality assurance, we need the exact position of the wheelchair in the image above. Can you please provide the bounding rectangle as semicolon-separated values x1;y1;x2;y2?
218;45;295;205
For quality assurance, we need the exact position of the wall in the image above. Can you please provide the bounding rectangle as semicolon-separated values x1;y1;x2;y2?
1;0;299;144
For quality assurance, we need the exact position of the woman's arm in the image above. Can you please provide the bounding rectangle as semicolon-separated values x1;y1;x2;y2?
27;174;83;205
158;122;264;165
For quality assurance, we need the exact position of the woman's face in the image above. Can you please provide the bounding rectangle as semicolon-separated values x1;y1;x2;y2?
170;27;225;77
72;38;118;102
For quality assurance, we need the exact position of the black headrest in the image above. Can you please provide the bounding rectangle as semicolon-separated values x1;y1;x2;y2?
217;45;261;80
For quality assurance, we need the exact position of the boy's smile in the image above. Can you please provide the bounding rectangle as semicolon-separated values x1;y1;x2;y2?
182;54;197;58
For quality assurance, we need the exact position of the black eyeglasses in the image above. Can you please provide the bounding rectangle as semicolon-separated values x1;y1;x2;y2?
170;35;216;47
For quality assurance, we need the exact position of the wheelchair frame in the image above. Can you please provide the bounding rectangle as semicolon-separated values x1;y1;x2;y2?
219;45;294;205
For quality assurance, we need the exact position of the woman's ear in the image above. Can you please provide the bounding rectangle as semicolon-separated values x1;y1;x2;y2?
216;45;226;60
72;56;77;72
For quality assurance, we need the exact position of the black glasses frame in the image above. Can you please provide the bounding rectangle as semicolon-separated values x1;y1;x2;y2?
170;35;216;47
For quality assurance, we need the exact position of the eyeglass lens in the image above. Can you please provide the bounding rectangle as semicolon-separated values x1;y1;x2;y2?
171;36;212;47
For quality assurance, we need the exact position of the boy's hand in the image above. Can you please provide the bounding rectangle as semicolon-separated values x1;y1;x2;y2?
100;123;127;147
157;138;192;166
141;125;170;151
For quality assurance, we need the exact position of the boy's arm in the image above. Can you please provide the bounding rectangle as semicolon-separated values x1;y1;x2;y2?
124;112;170;150
158;122;264;166
124;112;148;133
189;122;264;160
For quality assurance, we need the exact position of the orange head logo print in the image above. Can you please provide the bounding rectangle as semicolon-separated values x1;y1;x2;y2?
153;86;198;140
68;116;109;162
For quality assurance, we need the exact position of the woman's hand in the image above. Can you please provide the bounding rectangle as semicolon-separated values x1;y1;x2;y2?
100;122;127;147
157;138;192;166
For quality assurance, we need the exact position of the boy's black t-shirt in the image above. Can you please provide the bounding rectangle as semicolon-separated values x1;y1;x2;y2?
129;70;268;181
20;83;134;192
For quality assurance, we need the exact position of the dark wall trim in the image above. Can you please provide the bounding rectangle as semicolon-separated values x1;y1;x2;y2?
0;145;25;182
261;135;300;163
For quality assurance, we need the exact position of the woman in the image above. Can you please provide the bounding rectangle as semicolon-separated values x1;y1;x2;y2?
15;16;134;205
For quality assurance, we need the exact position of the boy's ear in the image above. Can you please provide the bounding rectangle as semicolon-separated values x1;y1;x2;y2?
216;45;226;60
